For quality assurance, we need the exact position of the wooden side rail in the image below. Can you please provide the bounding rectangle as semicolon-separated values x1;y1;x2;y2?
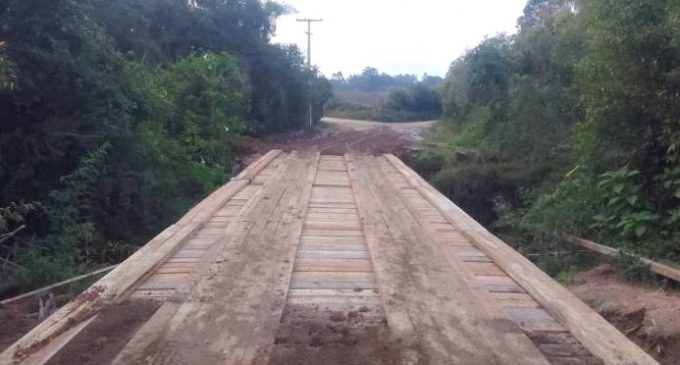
0;265;116;311
572;236;680;283
384;154;659;365
0;151;283;365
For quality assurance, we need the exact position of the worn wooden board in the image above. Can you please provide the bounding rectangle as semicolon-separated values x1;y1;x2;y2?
122;153;320;365
348;154;550;365
384;153;659;365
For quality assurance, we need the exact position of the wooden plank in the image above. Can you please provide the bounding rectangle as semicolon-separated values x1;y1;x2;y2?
287;288;380;297
290;281;379;289
129;289;177;300
461;256;493;263
286;303;383;313
294;258;373;272
572;236;680;283
307;203;356;209
301;229;364;237
232;149;283;181
202;221;228;229
452;246;487;257
18;316;97;365
507;307;566;332
303;221;362;231
292;272;375;282
207;216;232;223
492;292;542;308
372;155;554;365
158;262;196;269
478;275;526;293
299;235;366;245
185;237;216;245
193;227;223;236
463;262;506;276
137;273;191;290
154;267;193;275
165;258;201;264
384;153;659;365
178;179;250;225
298;243;369;251
305;212;360;220
347;154;549;365
130;153;319;365
171;249;204;259
111;303;179;365
296;250;370;259
287;296;381;305
306;207;357;214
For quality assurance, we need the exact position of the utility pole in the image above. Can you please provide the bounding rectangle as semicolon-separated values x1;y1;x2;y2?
297;18;322;128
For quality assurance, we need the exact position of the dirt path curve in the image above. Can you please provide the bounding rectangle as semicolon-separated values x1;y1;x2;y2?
238;118;435;164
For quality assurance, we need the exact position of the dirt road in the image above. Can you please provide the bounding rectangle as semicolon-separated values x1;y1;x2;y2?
239;118;434;161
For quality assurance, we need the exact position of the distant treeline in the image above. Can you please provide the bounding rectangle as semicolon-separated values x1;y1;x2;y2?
0;0;332;294
326;67;443;122
330;67;442;92
417;0;680;273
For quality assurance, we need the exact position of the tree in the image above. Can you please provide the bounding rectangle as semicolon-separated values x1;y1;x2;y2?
0;0;333;291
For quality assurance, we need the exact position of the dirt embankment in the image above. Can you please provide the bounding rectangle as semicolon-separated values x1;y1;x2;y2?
569;264;680;365
238;118;433;165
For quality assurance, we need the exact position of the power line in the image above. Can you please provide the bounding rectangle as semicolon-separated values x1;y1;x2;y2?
297;18;322;128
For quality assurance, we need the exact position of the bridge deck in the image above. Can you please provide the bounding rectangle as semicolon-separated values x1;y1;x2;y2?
0;151;657;365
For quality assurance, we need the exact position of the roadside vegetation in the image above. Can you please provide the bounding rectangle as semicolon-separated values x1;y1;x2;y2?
0;0;332;296
415;0;680;275
326;67;442;122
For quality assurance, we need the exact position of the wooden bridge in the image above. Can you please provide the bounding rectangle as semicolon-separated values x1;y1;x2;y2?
0;151;658;365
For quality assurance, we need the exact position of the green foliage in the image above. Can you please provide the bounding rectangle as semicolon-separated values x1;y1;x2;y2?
0;0;332;292
420;0;680;269
0;202;43;233
16;251;83;290
658;166;680;224
326;82;442;123
576;0;680;173
125;53;248;229
591;166;659;240
327;68;441;122
0;41;15;90
384;84;442;122
615;252;655;283
46;143;112;259
555;270;575;286
12;143;112;287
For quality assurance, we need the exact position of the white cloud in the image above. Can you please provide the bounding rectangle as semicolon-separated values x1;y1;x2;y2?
273;0;528;77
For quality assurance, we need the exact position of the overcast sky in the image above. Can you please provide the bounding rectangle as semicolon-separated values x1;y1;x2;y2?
272;0;528;78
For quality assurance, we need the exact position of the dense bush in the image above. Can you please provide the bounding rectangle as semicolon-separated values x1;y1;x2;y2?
417;0;680;271
327;82;442;122
0;0;332;292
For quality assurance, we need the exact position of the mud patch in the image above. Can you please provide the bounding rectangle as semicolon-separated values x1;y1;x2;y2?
45;301;160;365
269;312;424;365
